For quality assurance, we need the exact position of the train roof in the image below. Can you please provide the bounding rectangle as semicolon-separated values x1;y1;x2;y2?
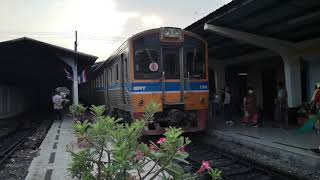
92;27;206;73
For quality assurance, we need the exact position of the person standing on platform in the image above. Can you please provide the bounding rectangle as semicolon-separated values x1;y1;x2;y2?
223;86;233;125
274;82;288;128
52;91;65;121
311;83;320;134
242;87;258;127
311;83;320;114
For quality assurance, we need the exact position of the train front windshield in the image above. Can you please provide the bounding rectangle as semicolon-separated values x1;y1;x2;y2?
134;49;161;79
133;32;206;80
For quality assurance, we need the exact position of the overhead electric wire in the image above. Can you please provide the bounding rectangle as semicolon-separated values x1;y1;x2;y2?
0;30;127;42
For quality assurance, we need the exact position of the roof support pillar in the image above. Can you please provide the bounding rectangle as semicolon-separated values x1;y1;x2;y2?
72;60;79;105
204;24;302;107
208;60;226;94
282;55;301;108
59;56;79;105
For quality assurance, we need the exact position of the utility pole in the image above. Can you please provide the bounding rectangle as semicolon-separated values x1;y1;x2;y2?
72;30;79;105
74;30;78;51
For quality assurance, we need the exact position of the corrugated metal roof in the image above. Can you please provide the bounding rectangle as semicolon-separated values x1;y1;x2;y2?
0;37;98;67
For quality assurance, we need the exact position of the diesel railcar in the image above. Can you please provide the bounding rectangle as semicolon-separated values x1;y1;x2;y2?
81;27;208;135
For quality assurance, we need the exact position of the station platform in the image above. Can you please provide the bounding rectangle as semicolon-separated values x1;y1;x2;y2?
203;113;320;178
25;116;164;180
26;117;75;180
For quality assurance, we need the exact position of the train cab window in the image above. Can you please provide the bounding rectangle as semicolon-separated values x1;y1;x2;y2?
134;49;160;79
184;48;205;79
163;48;180;79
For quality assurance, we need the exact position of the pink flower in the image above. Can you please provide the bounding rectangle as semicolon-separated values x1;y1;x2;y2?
157;137;166;144
197;160;212;174
134;151;144;161
149;144;160;152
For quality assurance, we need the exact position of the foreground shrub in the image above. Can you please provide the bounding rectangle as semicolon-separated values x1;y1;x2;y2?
67;102;222;180
69;104;87;121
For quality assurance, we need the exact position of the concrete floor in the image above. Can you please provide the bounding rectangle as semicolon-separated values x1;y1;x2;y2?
25;116;165;180
208;112;320;151
205;109;320;174
25;117;76;180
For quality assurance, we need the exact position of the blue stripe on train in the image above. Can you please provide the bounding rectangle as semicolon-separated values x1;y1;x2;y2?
105;82;208;92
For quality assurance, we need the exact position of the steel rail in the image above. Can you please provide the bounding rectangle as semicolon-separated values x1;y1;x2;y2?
186;143;301;180
0;128;35;165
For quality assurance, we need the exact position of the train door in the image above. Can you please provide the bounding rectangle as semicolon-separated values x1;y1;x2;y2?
162;47;184;104
120;54;126;104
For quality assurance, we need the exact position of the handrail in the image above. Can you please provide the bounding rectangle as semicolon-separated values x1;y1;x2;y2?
161;71;166;100
187;71;191;93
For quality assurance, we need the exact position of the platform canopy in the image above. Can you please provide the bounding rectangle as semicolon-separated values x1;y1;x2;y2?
0;37;97;72
185;0;320;60
0;37;97;108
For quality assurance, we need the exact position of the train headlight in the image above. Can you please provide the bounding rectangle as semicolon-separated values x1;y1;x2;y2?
200;97;206;104
139;99;144;106
161;27;183;39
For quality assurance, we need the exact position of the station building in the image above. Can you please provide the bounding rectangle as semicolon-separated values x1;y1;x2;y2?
0;37;97;119
185;0;320;171
186;0;320;126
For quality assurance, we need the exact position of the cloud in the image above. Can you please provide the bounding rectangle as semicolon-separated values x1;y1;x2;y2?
0;0;232;60
141;14;164;28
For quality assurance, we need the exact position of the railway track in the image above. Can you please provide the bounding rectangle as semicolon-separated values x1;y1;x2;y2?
142;135;299;179
184;142;300;180
0;128;35;165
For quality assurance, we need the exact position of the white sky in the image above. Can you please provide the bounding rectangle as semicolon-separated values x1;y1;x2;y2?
0;0;231;61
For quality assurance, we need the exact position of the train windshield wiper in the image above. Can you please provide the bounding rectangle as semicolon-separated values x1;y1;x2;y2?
146;48;153;62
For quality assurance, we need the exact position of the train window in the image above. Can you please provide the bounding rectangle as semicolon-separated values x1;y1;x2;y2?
184;48;205;79
101;74;104;87
108;69;111;85
112;65;117;84
103;69;108;87
124;58;128;82
134;49;160;79
100;76;103;87
116;64;119;83
99;76;102;87
163;48;180;79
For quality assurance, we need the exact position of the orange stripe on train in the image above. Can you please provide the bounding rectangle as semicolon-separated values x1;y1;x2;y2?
132;92;208;112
